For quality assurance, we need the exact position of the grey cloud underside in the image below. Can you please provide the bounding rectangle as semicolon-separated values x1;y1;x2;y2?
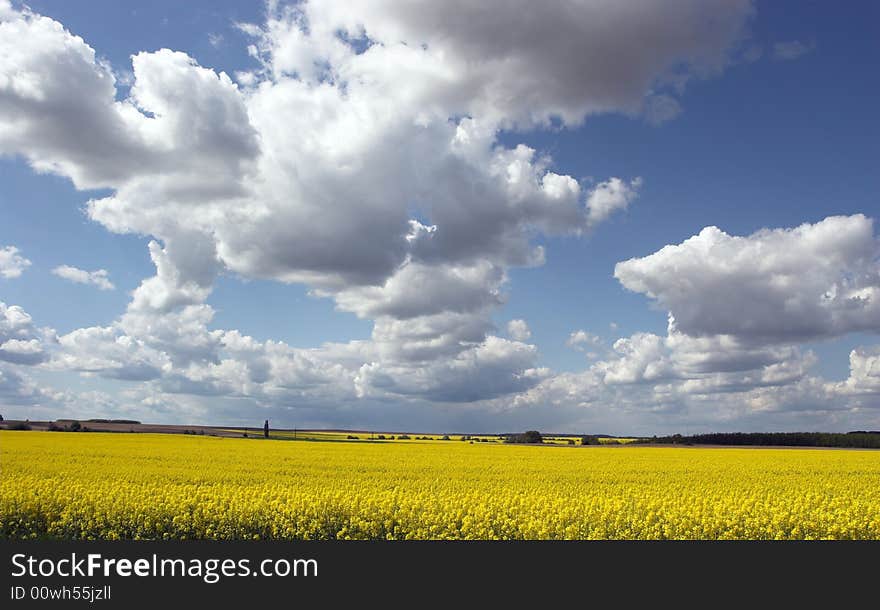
0;364;42;406
286;0;753;126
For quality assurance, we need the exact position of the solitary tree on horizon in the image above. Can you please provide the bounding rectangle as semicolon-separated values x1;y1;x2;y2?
264;419;269;439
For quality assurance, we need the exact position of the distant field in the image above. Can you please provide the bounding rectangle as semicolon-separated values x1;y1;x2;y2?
2;430;879;540
0;420;633;445
224;428;635;445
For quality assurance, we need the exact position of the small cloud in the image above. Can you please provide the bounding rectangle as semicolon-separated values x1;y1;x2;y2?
643;94;682;126
772;40;815;61
742;44;763;63
507;319;531;342
609;322;619;332
586;177;642;228
114;69;135;88
235;71;258;87
52;265;115;291
567;330;603;352
234;22;262;38
208;32;224;48
0;246;31;279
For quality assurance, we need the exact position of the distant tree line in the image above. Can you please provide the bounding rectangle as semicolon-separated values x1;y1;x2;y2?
503;430;543;444
48;421;87;432
85;419;141;424
637;431;880;449
5;422;31;431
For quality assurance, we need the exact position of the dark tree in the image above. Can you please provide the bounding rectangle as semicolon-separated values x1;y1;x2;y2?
504;430;543;444
522;430;542;444
635;431;880;449
263;419;269;438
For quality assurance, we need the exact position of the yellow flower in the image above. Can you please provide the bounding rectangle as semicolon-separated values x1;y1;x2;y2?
1;431;879;540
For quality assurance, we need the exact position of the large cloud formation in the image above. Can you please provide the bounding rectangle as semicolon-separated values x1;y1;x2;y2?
1;0;752;410
1;0;751;293
615;215;880;343
513;216;880;430
5;0;878;432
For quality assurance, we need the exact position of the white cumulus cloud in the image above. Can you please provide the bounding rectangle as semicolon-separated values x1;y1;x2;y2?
52;265;115;290
586;178;642;228
0;301;52;365
0;246;31;278
507;319;531;342
615;215;880;345
9;1;874;433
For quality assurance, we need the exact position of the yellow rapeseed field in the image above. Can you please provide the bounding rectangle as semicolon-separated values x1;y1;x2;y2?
1;430;879;540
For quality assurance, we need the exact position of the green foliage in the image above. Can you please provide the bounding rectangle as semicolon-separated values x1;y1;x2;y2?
504;430;543;444
639;431;880;449
48;421;85;432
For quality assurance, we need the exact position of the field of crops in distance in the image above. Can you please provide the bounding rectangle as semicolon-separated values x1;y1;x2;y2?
2;430;879;540
222;429;635;445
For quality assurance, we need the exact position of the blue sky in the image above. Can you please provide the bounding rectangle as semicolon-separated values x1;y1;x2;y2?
1;1;879;433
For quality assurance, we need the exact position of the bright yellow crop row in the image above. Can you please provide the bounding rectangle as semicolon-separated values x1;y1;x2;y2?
2;431;879;540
